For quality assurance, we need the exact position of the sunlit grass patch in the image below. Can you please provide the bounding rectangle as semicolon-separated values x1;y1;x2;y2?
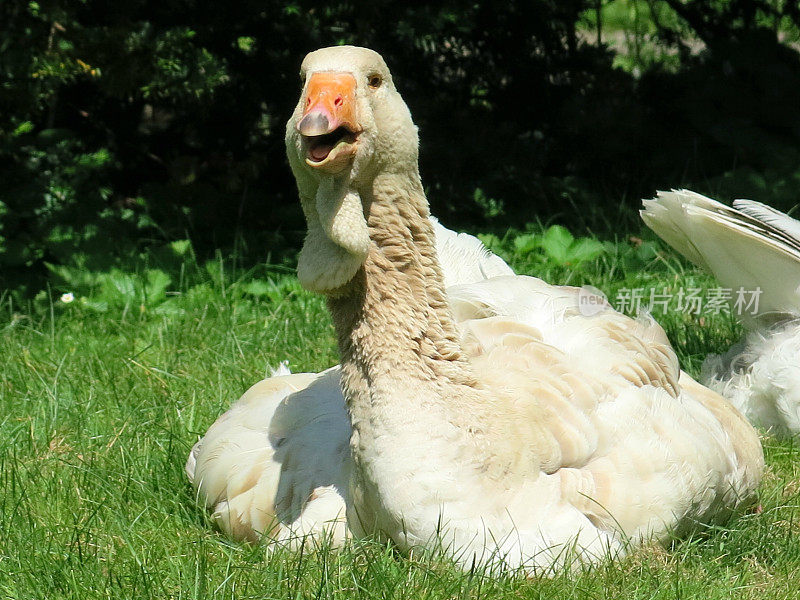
0;230;798;598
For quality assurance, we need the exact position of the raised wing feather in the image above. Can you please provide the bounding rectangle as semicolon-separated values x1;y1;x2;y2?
642;189;800;323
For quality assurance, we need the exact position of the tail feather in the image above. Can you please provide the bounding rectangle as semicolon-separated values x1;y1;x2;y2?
641;190;800;324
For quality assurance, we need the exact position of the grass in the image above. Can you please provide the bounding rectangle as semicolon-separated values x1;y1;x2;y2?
1;227;799;599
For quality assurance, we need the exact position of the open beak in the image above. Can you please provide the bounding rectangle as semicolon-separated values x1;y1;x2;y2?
297;72;360;171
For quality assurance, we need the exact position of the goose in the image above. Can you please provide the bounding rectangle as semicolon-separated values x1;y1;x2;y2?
185;218;513;546
277;46;763;572
642;189;800;437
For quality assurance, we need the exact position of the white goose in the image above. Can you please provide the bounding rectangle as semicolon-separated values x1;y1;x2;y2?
274;46;763;572
186;217;513;545
642;189;800;437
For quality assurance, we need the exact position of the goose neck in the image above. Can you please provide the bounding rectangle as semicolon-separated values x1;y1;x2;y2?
328;171;475;404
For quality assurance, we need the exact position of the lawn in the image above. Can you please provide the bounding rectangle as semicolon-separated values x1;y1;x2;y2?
1;227;798;599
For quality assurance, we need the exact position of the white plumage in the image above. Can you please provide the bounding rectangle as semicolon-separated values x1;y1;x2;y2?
429;216;514;287
186;367;350;546
642;189;800;437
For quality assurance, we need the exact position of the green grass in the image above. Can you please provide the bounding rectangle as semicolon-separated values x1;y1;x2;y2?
1;229;798;599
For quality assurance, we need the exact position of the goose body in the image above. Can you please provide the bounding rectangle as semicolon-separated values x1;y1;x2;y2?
642;189;800;437
276;46;762;572
186;220;513;545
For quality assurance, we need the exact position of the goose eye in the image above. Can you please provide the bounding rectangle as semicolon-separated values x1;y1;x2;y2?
368;74;382;89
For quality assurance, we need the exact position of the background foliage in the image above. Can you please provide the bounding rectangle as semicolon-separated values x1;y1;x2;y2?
2;0;800;295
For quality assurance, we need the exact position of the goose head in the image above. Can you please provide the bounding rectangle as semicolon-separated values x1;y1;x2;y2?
285;46;420;294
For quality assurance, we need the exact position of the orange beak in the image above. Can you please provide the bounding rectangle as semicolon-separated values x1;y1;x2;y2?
297;72;360;136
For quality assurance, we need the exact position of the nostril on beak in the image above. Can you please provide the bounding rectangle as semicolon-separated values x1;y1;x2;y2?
297;112;332;136
334;96;343;107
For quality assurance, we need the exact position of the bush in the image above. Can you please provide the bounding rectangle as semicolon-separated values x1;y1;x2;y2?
2;1;800;296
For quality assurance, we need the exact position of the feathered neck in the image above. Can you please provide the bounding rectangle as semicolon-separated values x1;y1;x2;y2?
324;167;531;543
327;170;475;391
